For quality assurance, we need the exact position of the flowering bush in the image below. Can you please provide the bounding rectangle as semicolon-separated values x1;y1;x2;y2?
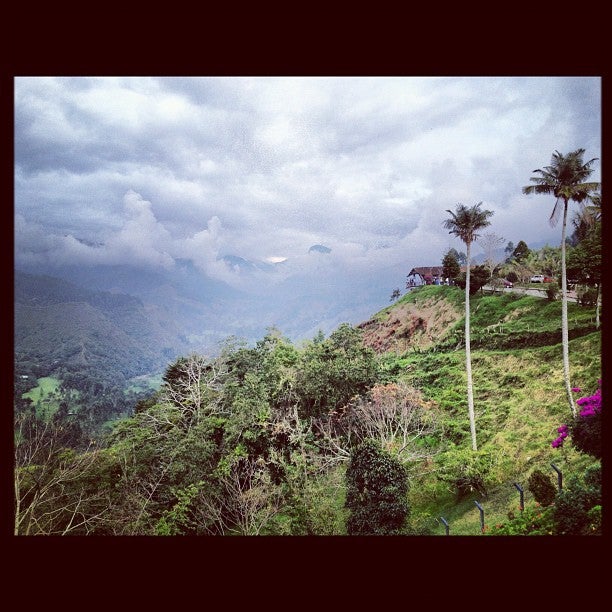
552;381;601;458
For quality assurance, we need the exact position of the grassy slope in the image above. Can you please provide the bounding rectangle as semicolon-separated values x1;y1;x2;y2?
368;285;601;535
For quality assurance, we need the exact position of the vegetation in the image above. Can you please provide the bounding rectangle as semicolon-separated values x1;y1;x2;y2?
14;282;601;536
345;439;409;535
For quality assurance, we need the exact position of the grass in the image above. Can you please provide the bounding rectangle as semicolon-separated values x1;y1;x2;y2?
22;376;63;420
372;287;601;536
124;372;163;395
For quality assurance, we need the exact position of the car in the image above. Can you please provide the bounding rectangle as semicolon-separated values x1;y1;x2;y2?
503;279;513;288
530;275;545;283
543;276;554;283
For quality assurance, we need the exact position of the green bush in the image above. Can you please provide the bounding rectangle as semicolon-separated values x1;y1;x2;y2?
527;469;557;507
545;283;559;301
489;503;555;535
434;446;493;498
345;439;409;535
553;465;602;535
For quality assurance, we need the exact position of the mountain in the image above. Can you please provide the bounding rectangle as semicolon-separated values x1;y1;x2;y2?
14;271;190;382
308;244;332;254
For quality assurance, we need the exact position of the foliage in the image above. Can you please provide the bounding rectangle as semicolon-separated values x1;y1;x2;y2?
553;465;601;535
434;445;493;498
345;439;409;535
441;249;461;282
489;502;555;535
527;469;557;507
552;381;601;458
545;282;559;301
455;265;490;294
510;240;531;263
296;323;378;420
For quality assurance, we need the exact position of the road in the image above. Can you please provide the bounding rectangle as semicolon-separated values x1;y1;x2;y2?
484;285;578;303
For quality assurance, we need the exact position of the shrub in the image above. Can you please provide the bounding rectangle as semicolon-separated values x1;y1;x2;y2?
490;503;554;535
552;381;601;458
571;410;602;458
577;286;598;307
434;446;493;499
527;469;557;507
345;438;409;535
553;465;601;535
545;283;559;301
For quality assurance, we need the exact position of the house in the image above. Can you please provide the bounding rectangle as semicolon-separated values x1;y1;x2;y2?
406;266;446;287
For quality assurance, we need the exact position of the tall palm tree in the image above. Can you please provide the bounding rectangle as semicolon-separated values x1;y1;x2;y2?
522;149;599;416
443;202;493;451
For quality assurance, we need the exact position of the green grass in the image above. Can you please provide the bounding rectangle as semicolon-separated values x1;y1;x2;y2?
374;287;601;535
22;376;63;420
124;373;163;395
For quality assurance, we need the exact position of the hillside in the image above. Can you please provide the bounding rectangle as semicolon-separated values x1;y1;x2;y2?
358;286;464;353
15;270;189;382
13;280;601;536
363;285;601;534
359;285;598;353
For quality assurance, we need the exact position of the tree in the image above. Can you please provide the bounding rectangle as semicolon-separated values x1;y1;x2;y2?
567;218;601;327
455;265;490;295
510;240;530;263
504;241;514;257
443;202;493;451
522;149;600;416
477;231;505;283
390;288;401;301
441;249;461;284
447;247;467;266
345;438;409;535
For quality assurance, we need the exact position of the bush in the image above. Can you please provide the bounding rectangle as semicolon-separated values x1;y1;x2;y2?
545;283;559;301
434;446;493;499
527;469;557;507
571;411;602;458
577;286;598;307
553;465;601;535
490;503;554;536
345;439;409;535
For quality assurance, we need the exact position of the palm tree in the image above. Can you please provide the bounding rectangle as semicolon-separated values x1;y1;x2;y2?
522;149;599;416
443;202;493;451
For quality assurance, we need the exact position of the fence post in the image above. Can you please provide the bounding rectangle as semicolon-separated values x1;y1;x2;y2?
439;516;450;536
474;501;485;534
513;482;524;511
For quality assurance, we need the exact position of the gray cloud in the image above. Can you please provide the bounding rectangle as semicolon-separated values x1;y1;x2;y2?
14;76;601;290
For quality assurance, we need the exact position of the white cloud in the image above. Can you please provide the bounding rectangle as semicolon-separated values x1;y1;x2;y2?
14;76;601;292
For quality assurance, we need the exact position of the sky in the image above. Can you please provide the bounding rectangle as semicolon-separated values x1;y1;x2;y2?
14;76;602;292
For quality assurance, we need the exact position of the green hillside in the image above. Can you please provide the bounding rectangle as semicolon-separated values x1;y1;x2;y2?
14;284;601;536
14;270;189;435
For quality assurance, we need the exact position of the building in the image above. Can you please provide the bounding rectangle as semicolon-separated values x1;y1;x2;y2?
406;266;446;287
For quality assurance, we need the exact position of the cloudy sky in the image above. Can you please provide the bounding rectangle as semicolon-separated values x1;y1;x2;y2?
14;76;601;290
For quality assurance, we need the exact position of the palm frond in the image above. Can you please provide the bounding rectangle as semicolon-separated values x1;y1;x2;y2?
548;199;562;227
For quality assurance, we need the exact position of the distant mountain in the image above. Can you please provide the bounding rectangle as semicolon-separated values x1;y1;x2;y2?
220;254;276;273
14;271;189;382
308;244;331;254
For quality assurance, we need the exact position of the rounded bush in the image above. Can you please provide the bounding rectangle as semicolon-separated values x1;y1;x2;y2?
345;439;409;535
527;469;557;507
